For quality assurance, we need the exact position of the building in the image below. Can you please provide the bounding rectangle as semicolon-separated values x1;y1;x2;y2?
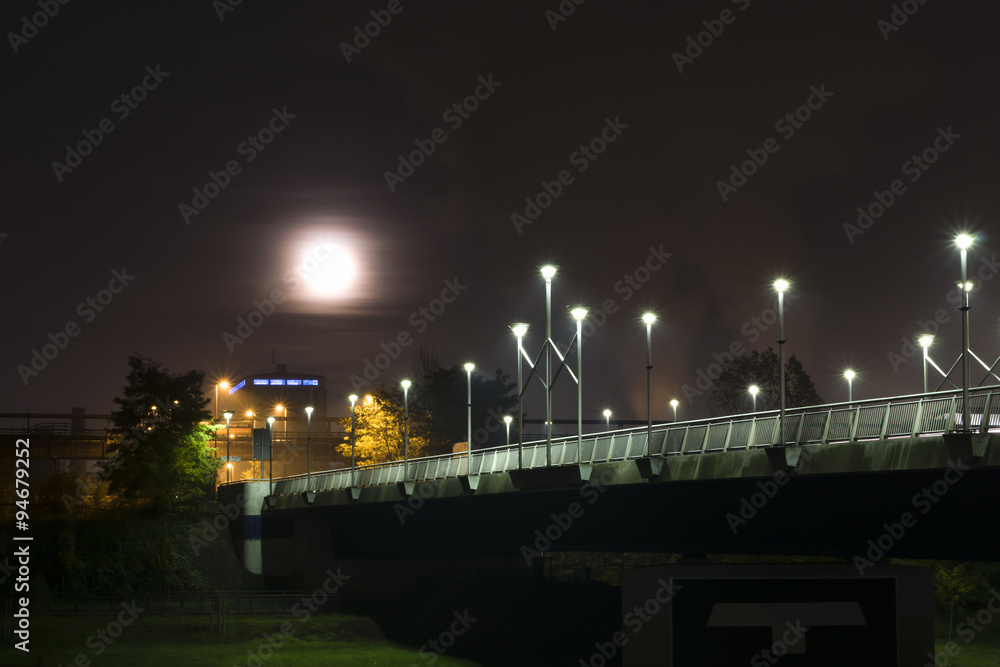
223;364;328;433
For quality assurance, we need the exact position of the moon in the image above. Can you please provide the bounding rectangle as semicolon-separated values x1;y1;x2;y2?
300;241;357;298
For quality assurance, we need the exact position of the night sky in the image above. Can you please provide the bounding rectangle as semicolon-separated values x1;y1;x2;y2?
4;0;998;424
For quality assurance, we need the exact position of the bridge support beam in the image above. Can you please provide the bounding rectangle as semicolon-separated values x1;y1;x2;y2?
765;444;801;472
396;481;417;497
944;431;990;462
634;456;665;481
510;464;593;490
346;487;362;501
459;475;480;494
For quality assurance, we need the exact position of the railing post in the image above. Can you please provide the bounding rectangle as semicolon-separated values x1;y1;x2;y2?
794;414;805;445
848;406;861;443
981;392;994;434
723;421;734;452
680;426;691;454
879;403;892;439
945;396;957;431
912;399;924;438
746;419;757;449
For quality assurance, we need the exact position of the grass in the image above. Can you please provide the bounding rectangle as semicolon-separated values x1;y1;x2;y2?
2;612;484;667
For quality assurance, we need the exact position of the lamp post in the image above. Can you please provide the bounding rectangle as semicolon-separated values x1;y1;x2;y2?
511;323;529;468
603;409;611;431
642;312;656;455
774;279;789;444
749;385;759;413
401;380;411;476
670;399;679;422
541;265;557;466
844;370;855;403
571;307;588;463
223;411;233;483
956;233;974;431
918;335;934;394
464;363;475;456
267;416;275;494
348;394;358;483
305;406;313;479
504;415;512;446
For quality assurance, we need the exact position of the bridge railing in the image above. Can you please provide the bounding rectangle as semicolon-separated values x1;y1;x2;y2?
265;386;1000;496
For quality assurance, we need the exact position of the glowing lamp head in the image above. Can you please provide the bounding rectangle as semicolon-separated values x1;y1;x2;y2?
774;279;789;293
540;265;558;281
956;234;975;250
364;394;374;405
227;462;232;469
223;411;233;421
642;312;656;325
267;417;275;425
749;385;759;396
844;370;856;381
603;409;612;418
348;394;358;406
511;323;529;338
463;363;475;373
503;415;513;425
401;379;411;390
571;307;588;321
670;399;679;408
275;404;284;413
305;406;313;415
245;410;254;417
917;334;934;349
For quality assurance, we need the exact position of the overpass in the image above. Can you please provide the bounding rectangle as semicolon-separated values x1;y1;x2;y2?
218;386;1000;588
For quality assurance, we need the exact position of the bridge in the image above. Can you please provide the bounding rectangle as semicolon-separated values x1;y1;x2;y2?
218;385;1000;593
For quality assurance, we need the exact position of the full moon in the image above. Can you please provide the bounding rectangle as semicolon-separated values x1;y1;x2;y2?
300;242;357;298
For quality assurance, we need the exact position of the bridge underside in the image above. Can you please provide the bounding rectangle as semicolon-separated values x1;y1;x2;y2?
219;433;1000;588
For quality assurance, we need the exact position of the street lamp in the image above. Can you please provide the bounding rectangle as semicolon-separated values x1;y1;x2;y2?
956;233;974;431
216;381;229;419
603;409;612;431
774;279;789;444
642;312;656;455
511;323;529;468
275;404;285;440
401;380;411;477
348;394;358;483
844;370;856;403
267;416;275;494
464;363;475;455
670;399;679;422
305;406;313;480
749;385;759;413
503;415;512;446
571;307;588;462
541;265;557;466
223;411;233;482
918;334;934;394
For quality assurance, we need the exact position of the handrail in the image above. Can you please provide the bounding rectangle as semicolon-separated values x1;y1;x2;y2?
247;386;1000;497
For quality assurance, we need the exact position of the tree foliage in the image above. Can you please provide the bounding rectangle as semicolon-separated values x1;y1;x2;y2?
336;387;427;465
100;354;220;515
707;347;823;417
410;349;518;455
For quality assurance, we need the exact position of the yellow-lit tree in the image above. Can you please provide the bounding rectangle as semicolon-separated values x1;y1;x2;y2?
336;388;427;465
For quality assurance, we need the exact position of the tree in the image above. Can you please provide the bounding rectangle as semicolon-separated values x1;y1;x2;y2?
410;349;518;455
707;347;823;417
336;387;428;465
100;354;220;515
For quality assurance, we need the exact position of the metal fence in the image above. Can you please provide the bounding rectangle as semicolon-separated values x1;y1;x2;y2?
264;387;1000;497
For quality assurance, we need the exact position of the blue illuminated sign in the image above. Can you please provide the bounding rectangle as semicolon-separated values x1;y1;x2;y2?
269;379;285;385
253;379;269;386
303;379;318;386
228;379;246;395
286;379;302;386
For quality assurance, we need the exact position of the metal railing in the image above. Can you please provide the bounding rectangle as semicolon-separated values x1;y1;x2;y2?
263;386;1000;497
